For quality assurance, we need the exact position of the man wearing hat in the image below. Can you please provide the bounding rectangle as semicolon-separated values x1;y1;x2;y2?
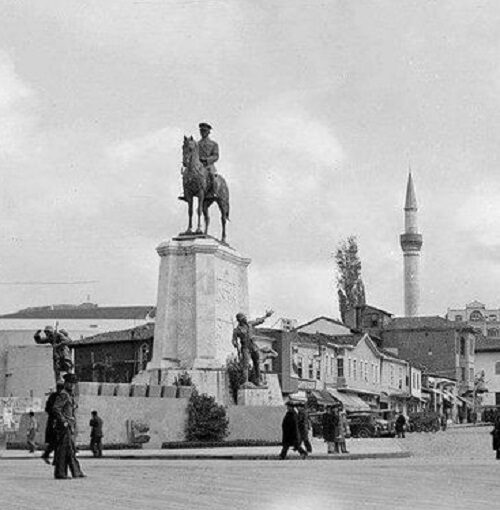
279;402;308;460
34;326;74;384
52;373;85;479
232;309;274;386
179;122;219;201
41;382;64;464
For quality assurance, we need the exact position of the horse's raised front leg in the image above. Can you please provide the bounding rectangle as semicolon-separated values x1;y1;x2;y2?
195;194;203;234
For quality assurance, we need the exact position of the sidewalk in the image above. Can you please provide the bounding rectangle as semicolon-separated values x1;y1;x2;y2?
0;437;410;461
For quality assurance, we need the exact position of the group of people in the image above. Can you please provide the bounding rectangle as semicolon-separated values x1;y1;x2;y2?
30;374;104;479
280;401;350;459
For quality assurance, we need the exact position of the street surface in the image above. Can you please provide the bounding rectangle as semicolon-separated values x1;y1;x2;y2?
1;426;499;510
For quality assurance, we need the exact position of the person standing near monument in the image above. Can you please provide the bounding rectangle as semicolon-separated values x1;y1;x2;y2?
89;411;103;458
41;382;64;464
232;309;274;386
34;326;74;384
279;402;308;460
52;373;85;479
27;411;38;454
297;403;312;454
322;405;340;454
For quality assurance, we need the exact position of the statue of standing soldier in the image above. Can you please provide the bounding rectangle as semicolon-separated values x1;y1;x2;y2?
232;310;274;387
34;326;74;384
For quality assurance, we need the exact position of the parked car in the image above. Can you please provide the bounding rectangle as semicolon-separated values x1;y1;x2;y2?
347;412;395;438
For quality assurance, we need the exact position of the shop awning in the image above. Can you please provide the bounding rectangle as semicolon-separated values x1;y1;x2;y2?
326;388;371;412
308;389;338;406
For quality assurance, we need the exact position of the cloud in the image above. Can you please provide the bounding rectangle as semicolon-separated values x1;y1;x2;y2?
107;126;183;165
0;50;36;157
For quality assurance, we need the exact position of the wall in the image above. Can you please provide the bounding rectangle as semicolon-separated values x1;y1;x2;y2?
2;345;54;398
345;337;381;395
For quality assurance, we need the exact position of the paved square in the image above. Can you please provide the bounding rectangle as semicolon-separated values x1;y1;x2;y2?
1;427;499;510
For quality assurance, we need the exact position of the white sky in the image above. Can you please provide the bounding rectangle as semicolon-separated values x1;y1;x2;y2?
0;0;499;322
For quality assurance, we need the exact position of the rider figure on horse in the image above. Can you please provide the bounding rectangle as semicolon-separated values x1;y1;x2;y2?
179;122;218;201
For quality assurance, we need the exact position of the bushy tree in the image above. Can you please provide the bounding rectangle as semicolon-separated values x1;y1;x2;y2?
186;389;229;442
335;236;366;322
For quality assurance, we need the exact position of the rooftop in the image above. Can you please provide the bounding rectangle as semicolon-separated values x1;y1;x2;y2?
0;304;156;320
72;323;155;345
384;316;474;332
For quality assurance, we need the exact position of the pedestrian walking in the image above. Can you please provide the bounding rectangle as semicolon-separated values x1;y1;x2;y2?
52;373;86;479
440;413;447;431
297;403;312;454
279;402;308;460
491;413;500;460
27;411;38;454
322;405;340;454
89;411;103;458
395;413;406;438
338;408;350;454
41;382;64;464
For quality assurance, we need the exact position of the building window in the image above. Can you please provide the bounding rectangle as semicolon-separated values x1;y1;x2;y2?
488;329;499;338
353;360;357;380
460;337;466;356
308;359;314;379
455;315;463;322
495;362;500;375
461;367;466;381
371;363;375;383
315;359;321;380
330;356;335;376
297;358;303;379
348;358;352;378
337;358;344;378
364;362;368;382
470;368;474;382
390;365;395;387
370;314;378;327
399;367;403;389
470;310;483;322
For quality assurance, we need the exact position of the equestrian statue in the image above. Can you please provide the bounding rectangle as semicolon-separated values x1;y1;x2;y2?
179;122;230;244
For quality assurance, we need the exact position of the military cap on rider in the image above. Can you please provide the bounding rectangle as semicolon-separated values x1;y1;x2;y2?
199;122;212;130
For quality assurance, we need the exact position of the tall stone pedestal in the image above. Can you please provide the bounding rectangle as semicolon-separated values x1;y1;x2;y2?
147;235;251;372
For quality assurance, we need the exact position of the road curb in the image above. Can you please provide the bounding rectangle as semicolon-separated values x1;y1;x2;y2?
0;451;411;461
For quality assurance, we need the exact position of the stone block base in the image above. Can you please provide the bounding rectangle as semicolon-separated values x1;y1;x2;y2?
237;374;284;406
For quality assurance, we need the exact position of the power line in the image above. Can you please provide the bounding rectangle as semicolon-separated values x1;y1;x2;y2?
0;281;98;285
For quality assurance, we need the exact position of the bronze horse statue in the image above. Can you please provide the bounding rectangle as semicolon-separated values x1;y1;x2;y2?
181;136;230;243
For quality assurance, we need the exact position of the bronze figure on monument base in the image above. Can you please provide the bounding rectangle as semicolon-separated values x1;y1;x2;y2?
179;123;230;243
232;310;274;387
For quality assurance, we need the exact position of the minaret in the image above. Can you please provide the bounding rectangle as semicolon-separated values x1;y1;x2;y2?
400;172;423;317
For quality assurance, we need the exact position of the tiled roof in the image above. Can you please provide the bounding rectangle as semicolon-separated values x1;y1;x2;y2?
384;316;473;332
0;305;155;320
476;334;500;352
294;316;349;331
71;323;155;345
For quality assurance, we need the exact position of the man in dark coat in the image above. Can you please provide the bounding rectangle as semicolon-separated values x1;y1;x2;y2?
491;413;500;460
395;413;406;438
322;405;340;454
89;411;103;458
52;373;85;479
41;382;64;464
279;402;308;459
297;403;312;454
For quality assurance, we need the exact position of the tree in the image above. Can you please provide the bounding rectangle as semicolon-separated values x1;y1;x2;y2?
185;389;229;442
335;236;366;322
